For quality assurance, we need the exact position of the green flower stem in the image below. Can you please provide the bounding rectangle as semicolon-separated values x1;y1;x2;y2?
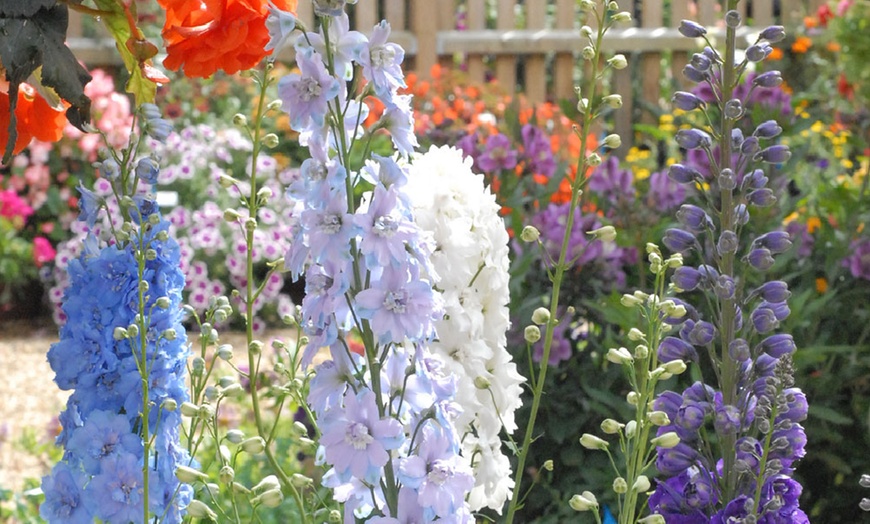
504;7;611;522
717;0;740;500
242;66;308;523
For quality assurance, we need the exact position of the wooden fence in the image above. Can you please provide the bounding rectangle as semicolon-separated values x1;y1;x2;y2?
68;0;825;149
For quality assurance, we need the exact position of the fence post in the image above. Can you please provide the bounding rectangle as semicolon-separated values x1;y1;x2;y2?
524;0;548;103
553;0;577;101
411;0;439;77
495;0;517;96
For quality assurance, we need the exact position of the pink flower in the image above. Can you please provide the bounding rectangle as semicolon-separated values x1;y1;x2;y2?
33;237;56;268
0;189;34;225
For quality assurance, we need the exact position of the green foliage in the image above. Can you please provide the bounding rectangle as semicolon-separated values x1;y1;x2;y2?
0;2;92;162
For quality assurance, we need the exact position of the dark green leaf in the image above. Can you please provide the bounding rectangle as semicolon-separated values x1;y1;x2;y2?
0;0;56;18
808;404;853;425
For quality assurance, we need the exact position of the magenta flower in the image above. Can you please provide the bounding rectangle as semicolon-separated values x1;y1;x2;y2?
844;238;870;280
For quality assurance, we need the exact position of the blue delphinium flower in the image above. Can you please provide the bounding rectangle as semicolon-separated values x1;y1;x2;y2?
277;49;341;132
43;164;192;522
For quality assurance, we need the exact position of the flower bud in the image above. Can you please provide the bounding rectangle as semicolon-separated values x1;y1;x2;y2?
520;225;540;242
587;152;603;166
608;54;628;70
613;476;628;494
678;20;707;38
755;144;791;164
602;94;623;108
580;25;594;38
219;465;235;484
569;492;598;511
663;228;696;253
582;46;596;60
613;11;632;22
603;133;622;149
672;91;705;111
651;431;680;448
254;488;284;508
291;473;313;487
474;376;491;390
682;64;707;83
241;437;266;454
187;500;218;520
226;429;245;444
601;418;623;434
753;70;783;88
675;129;712;150
262;133;280;148
724;98;743;120
542;459;554;471
667;164;701;184
162;398;177;411
606;347;633;365
588;225;617;242
725;9;741;27
759;25;786;43
639;515;666;524
745;43;771;62
232;113;248;127
690;52;712;71
627;391;639;405
747;248;775;271
662;359;688;375
633;475;651;493
113;327;128;340
531;307;550;325
649;411;670;426
219;174;237;188
175;464;210;483
579;433;609;450
620;294;643;308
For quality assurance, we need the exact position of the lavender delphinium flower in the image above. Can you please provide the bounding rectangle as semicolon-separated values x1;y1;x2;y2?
647;11;809;523
477;133;519;173
268;3;487;520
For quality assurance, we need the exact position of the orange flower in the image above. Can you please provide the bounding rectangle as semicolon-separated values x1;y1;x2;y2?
768;47;783;60
806;216;821;234
815;277;828;294
803;16;818;29
0;84;67;157
160;0;297;78
791;36;812;54
826;41;841;53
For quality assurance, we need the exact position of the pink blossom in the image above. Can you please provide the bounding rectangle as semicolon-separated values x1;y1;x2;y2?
0;189;34;222
33;237;56;268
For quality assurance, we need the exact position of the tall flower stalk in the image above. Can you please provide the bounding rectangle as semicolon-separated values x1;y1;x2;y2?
505;1;630;521
642;4;810;522
40;106;193;523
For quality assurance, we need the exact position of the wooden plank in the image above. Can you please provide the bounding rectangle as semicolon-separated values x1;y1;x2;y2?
495;0;516;96
696;0;716;27
670;1;690;90
553;0;576;100
524;0;547;103
296;0;314;29
640;0;662;124
466;0;488;85
68;9;84;38
384;0;407;29
613;66;633;156
412;0;439;76
354;1;379;32
752;0;775;26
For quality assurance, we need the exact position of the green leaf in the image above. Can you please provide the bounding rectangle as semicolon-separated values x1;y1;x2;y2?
92;0;156;105
808;404;853;425
0;4;92;162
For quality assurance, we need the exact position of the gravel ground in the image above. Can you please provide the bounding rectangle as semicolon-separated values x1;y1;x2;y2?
0;318;66;492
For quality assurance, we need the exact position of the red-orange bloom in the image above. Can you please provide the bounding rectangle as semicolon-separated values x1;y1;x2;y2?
0;84;67;157
160;0;297;78
791;36;812;54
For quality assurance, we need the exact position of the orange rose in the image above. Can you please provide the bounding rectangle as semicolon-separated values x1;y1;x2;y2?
0;84;67;157
160;0;298;78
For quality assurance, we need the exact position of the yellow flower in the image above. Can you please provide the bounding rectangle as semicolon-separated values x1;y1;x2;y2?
811;121;824;134
806;216;821;233
636;168;651;180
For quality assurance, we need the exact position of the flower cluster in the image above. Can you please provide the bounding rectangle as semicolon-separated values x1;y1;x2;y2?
404;145;524;513
646;15;809;523
268;2;506;520
41;124;193;522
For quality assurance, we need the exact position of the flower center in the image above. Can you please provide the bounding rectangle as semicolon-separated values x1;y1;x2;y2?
373;215;398;237
319;214;342;234
370;46;396;68
299;78;323;102
427;461;452;486
345;422;374;450
383;289;408;314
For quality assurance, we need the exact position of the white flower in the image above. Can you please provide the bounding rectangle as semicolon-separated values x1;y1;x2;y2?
405;145;524;512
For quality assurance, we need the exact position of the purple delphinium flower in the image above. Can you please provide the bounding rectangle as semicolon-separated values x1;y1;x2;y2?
84;453;160;523
477;133;518;173
277;49;341;133
844;238;870;280
648;170;686;211
522;124;557;178
354;185;419;269
382;94;419;156
319;389;405;484
589;155;635;204
66;410;143;475
299;12;366;80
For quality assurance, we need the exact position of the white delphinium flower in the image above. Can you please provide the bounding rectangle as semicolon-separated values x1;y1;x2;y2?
405;145;524;513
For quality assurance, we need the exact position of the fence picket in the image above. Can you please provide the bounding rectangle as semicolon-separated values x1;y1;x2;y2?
553;0;576;101
524;0;548;103
466;0;489;85
495;0;517;96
